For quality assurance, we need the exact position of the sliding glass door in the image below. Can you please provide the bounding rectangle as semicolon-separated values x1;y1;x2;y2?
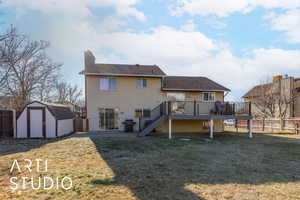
99;108;119;130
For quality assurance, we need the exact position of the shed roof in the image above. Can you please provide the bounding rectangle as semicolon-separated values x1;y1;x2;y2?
162;76;230;92
30;101;75;120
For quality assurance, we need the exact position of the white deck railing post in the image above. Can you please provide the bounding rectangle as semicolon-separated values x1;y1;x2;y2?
210;119;214;139
249;119;253;138
168;118;172;139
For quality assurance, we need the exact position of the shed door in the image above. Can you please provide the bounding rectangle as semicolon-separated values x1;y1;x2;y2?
30;109;43;138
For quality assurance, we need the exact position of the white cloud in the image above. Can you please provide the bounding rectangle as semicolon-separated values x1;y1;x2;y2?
42;19;299;91
77;25;299;91
170;0;300;43
171;0;250;17
181;20;197;32
97;26;218;65
171;0;300;17
267;9;300;43
3;0;146;21
205;18;227;29
4;0;299;97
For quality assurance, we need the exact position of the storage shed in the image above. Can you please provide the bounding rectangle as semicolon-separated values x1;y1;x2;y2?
17;101;75;138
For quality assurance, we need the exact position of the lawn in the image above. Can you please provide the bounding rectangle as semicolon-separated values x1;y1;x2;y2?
0;132;300;200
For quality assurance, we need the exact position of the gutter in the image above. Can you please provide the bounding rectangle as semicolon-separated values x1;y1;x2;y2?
82;72;166;78
161;88;231;92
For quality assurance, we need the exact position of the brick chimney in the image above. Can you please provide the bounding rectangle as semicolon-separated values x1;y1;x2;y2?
84;50;95;69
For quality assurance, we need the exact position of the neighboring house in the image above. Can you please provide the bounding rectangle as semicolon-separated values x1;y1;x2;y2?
59;103;86;118
243;75;300;119
81;50;252;137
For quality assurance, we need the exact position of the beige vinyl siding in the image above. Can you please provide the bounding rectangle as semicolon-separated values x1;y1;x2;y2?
86;75;225;132
86;76;164;131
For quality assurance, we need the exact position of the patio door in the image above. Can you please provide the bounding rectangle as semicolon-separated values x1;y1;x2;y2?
99;108;119;130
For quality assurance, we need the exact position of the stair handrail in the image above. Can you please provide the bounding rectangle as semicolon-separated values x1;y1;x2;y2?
139;102;166;131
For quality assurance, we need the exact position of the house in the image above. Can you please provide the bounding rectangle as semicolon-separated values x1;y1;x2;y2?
81;50;252;138
17;101;75;138
243;75;300;119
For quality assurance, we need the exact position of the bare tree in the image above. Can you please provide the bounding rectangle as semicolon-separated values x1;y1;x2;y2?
0;27;18;85
55;82;82;105
248;77;297;130
0;26;61;111
248;78;278;119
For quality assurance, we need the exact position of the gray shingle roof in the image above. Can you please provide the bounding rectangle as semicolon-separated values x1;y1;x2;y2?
83;63;166;77
162;76;230;92
32;101;75;120
47;105;75;120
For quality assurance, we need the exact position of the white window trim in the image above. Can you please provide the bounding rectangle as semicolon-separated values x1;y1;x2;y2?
137;79;147;88
203;92;215;102
99;77;117;91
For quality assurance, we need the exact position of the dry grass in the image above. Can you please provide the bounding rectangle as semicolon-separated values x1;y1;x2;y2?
0;132;300;200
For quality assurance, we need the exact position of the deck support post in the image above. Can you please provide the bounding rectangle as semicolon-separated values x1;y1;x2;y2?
168;118;172;139
248;119;253;138
210;119;214;139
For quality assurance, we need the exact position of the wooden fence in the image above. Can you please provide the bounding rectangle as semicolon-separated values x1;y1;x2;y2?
74;118;89;132
234;118;300;134
0;110;16;138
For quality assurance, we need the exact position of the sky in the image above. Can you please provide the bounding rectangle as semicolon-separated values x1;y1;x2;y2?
0;0;300;101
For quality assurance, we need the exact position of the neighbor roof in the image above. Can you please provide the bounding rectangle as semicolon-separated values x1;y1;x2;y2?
30;101;75;120
242;83;280;98
162;76;230;92
82;63;166;77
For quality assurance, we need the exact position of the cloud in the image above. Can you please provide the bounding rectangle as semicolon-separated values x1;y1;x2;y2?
3;0;299;98
170;0;300;43
3;0;146;21
267;9;300;43
204;18;227;29
97;26;218;65
171;0;300;17
33;18;299;92
180;20;197;32
80;25;299;91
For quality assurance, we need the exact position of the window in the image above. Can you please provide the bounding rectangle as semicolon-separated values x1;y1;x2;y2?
135;108;151;118
167;93;185;101
137;79;147;88
135;109;143;118
143;109;151;118
203;92;215;102
100;78;117;91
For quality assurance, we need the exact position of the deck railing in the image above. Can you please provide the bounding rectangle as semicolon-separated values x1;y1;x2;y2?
138;101;251;131
168;101;251;116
